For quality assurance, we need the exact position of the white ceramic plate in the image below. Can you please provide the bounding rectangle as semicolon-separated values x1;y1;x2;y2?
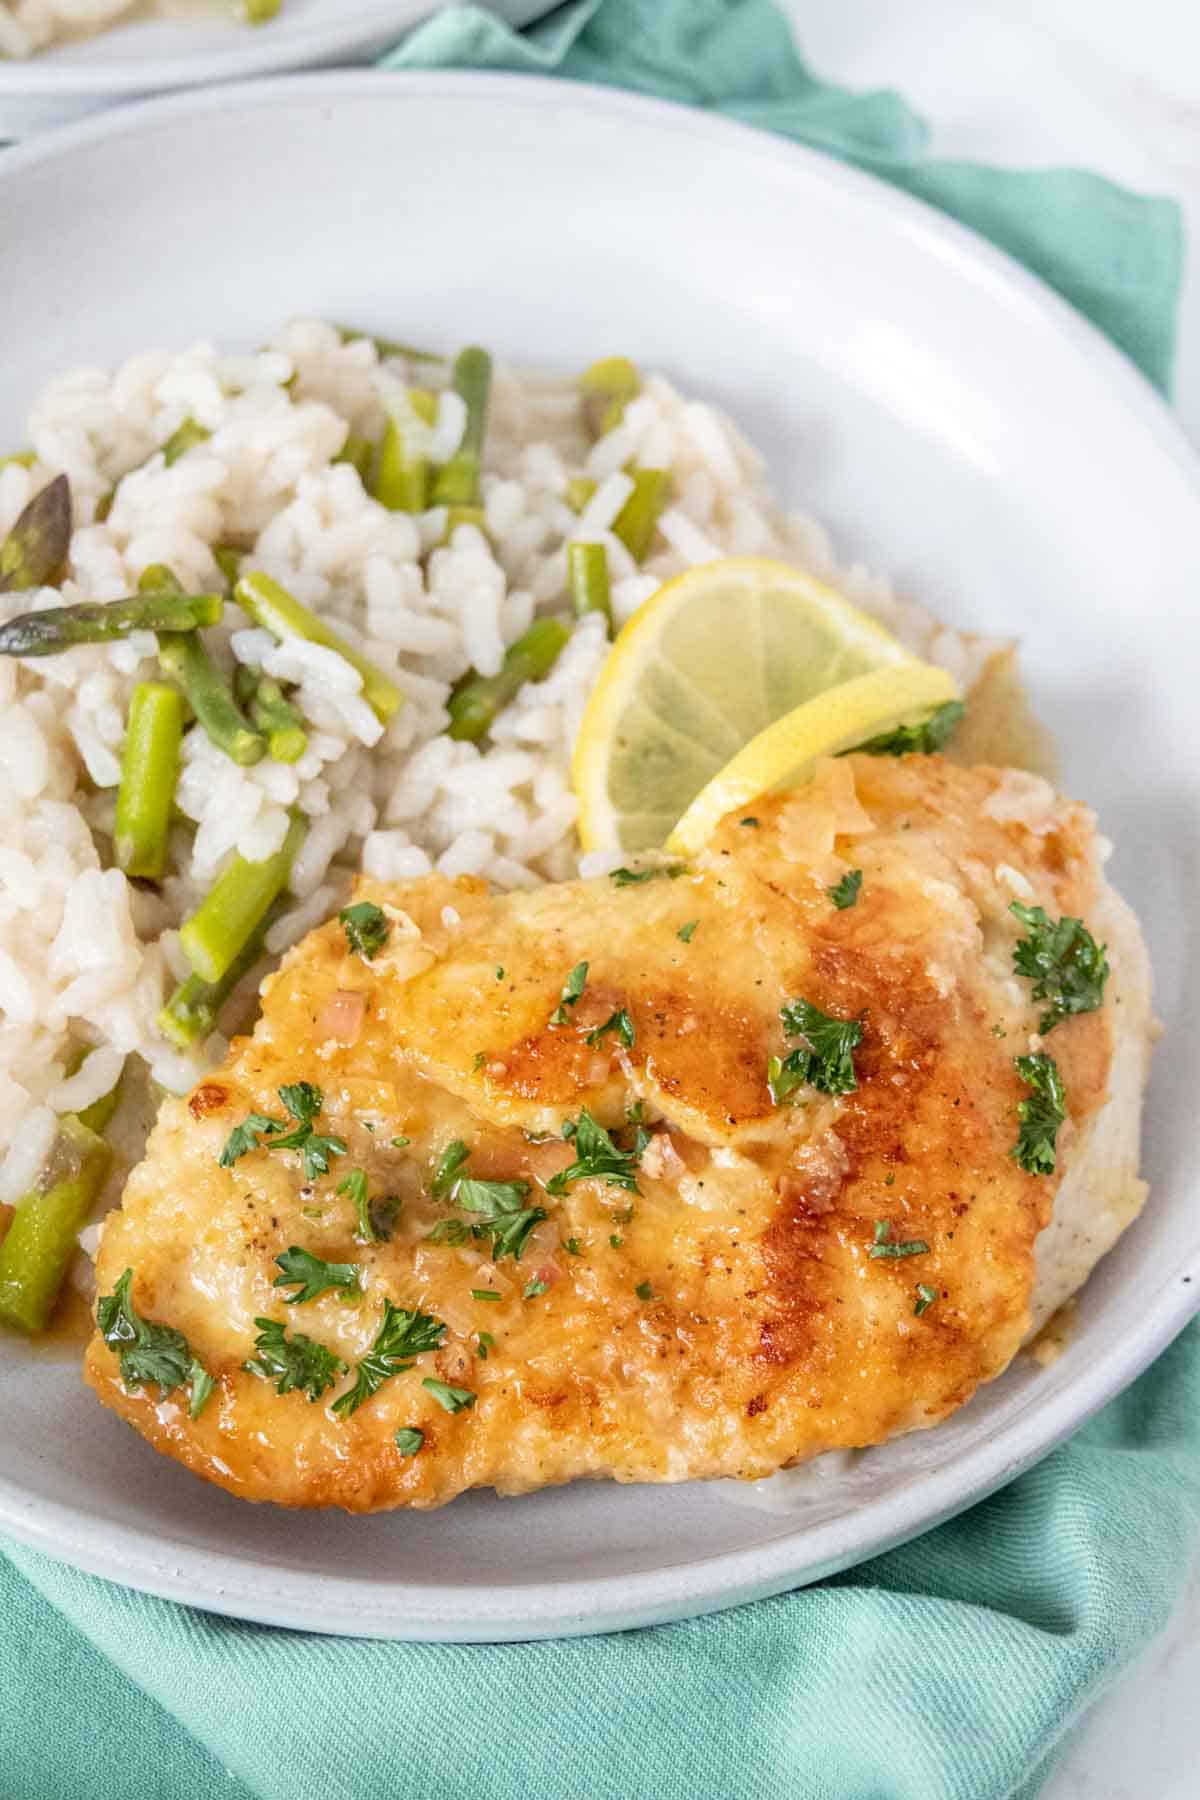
1;72;1198;1642
0;0;550;138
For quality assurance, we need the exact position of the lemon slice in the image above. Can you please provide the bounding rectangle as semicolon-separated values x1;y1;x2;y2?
666;661;960;855
573;557;917;853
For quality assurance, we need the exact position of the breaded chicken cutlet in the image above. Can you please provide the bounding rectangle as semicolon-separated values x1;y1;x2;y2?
86;754;1151;1510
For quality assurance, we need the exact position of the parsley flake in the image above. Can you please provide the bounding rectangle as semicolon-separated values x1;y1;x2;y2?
471;1288;502;1302
563;1237;582;1256
495;966;505;981
394;1426;424;1456
391;1136;411;1150
1010;901;1109;1034
472;1051;488;1072
477;1332;494;1360
677;919;698;943
273;1246;362;1304
853;700;965;757
550;960;589;1026
739;817;759;828
339;900;390;959
523;1278;548;1299
585;1008;635;1050
332;1300;447;1417
97;1269;211;1410
337;1168;378;1244
914;1284;939;1316
770;999;863;1100
243;1317;345;1402
220;1084;347;1181
635;1280;654;1301
1013;1052;1066;1176
422;1377;476;1414
546;1107;646;1196
435;1161;547;1262
431;1140;470;1198
828;869;863;910
869;1221;930;1260
609;1234;624;1249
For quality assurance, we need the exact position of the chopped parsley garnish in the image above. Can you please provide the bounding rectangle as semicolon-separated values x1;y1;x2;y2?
770;999;864;1102
187;1361;215;1420
828;869;863;910
394;1427;424;1456
243;1317;345;1402
677;919;698;943
550;960;589;1026
337;1168;377;1244
853;700;965;757
220;1083;346;1181
431;1139;470;1199
97;1269;211;1411
635;1281;654;1301
472;1051;488;1072
422;1377;476;1414
433;1162;547;1262
495;966;505;980
1010;901;1109;1034
585;1008;636;1050
471;1288;502;1302
391;1136;411;1150
425;1219;471;1246
868;1221;930;1260
332;1300;447;1417
339;900;390;959
218;1112;283;1167
739;817;759;828
546;1107;646;1196
914;1284;939;1316
273;1245;362;1305
1012;1052;1066;1176
477;1331;494;1360
523;1278;548;1299
609;1234;623;1249
563;1237;582;1256
610;864;687;887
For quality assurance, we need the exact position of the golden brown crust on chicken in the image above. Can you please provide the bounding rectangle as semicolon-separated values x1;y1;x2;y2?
85;755;1149;1511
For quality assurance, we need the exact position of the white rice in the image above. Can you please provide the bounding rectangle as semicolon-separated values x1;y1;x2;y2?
0;316;988;1203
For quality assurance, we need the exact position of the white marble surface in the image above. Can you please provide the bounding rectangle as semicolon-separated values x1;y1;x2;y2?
778;3;1200;1794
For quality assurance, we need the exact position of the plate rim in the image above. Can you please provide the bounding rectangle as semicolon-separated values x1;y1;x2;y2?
1;68;1198;1641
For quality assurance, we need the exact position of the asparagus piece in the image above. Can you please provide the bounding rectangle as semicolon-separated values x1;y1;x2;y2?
441;504;488;542
0;1115;112;1335
158;908;277;1048
578;356;640;438
113;682;184;878
613;467;671;561
0;474;72;594
212;544;243;590
234;665;308;763
180;811;306;984
235;570;402;723
373;419;430;513
431;347;492;507
334;435;375;483
161;418;212;467
566;541;613;635
447;618;570;742
0;589;222;658
565;475;597;514
142;564;264;765
334;325;443;364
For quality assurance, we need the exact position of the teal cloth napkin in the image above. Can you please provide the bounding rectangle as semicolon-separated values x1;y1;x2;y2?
2;5;1195;1798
